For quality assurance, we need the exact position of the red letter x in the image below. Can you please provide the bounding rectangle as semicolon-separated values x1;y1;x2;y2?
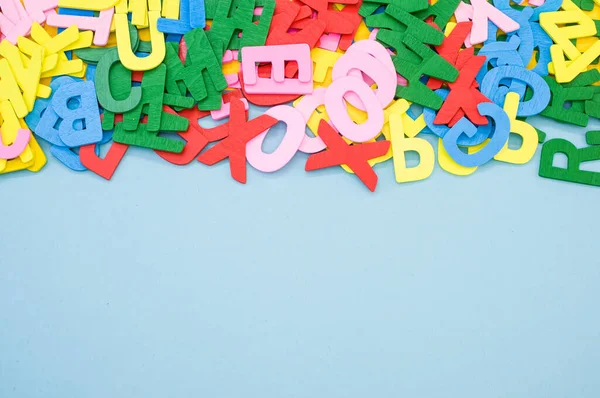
428;22;474;91
197;92;278;184
434;54;490;127
305;120;390;192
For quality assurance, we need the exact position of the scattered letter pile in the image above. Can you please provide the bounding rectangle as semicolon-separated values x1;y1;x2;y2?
1;0;600;190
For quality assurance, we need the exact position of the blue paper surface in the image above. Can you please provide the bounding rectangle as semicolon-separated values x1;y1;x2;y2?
1;106;600;398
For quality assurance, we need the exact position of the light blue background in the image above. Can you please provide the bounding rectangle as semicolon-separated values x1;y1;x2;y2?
1;108;599;398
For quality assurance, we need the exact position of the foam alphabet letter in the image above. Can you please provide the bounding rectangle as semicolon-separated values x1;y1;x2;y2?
0;40;44;112
246;105;306;172
324;76;384;143
209;0;275;51
95;48;142;115
197;93;279;183
51;81;103;147
495;92;538;164
46;8;115;47
241;44;314;95
539;130;600;186
23;0;58;24
390;114;435;183
115;6;166;71
304;119;391;192
0;128;30;160
456;0;519;45
58;0;119;10
0;58;29;118
480;65;551;116
80;140;129;180
443;102;511;167
438;138;478;176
